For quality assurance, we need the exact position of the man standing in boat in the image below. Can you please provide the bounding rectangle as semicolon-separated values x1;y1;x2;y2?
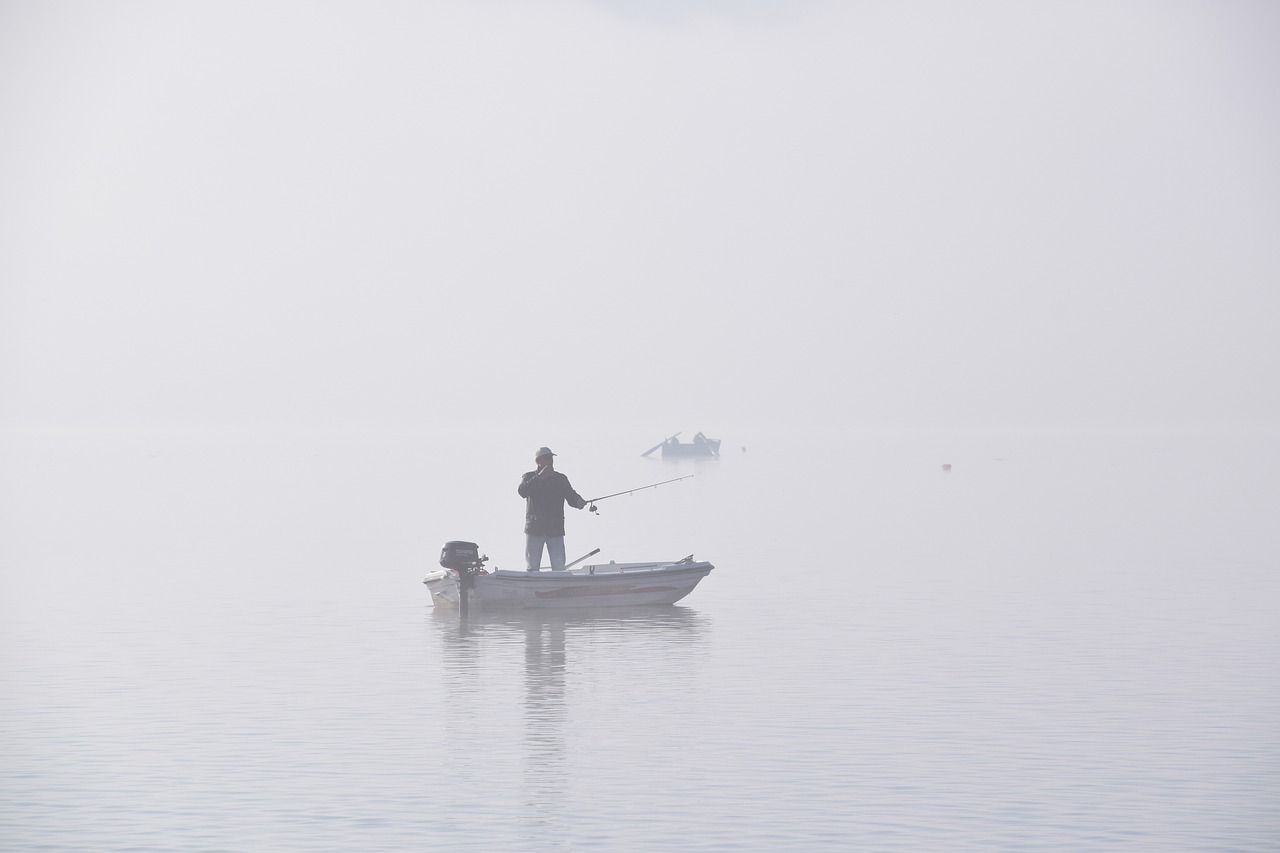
518;446;588;572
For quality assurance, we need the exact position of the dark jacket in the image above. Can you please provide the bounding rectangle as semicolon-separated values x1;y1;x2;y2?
518;469;586;536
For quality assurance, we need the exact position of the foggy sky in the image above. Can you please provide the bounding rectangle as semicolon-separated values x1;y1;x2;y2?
2;0;1277;434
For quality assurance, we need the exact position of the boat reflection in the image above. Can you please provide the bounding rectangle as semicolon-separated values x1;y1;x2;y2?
429;604;711;643
430;606;709;814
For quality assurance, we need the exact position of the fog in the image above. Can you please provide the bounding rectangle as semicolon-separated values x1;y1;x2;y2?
4;9;1280;847
2;0;1278;435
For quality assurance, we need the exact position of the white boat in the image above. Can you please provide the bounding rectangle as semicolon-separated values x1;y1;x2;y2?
423;556;714;610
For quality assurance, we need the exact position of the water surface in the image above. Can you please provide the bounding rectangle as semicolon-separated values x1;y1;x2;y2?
2;426;1276;850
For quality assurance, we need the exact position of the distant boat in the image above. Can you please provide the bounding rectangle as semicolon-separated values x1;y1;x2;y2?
424;542;714;610
641;431;721;458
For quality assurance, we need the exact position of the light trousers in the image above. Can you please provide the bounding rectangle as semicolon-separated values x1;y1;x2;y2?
525;534;567;571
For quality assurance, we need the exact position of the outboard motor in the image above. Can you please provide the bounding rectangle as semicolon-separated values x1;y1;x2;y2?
440;540;484;571
439;541;487;615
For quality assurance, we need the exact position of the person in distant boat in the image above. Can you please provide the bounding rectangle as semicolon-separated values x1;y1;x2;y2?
518;446;588;572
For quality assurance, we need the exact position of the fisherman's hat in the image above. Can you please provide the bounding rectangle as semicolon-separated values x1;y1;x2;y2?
535;446;556;459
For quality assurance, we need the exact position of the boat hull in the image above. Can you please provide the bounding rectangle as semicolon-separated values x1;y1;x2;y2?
423;560;714;610
661;440;720;458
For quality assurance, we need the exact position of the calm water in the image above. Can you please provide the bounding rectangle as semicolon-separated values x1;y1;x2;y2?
2;425;1277;851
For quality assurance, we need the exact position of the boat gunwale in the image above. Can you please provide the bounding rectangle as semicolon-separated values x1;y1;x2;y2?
489;562;712;581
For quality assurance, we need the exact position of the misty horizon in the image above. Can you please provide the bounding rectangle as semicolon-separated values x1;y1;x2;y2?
3;1;1277;435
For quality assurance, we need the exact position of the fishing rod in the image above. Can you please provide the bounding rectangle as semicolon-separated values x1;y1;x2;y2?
586;476;692;514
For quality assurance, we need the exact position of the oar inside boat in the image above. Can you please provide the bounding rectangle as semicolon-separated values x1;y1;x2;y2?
641;432;681;457
566;548;601;569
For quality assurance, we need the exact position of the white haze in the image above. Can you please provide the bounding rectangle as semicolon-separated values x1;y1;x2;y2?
2;7;1279;849
1;0;1278;436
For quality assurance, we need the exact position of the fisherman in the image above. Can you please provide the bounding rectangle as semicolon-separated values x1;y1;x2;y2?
518;446;588;572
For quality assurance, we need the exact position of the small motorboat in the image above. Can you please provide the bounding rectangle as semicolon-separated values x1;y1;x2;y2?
642;431;721;458
424;541;714;610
